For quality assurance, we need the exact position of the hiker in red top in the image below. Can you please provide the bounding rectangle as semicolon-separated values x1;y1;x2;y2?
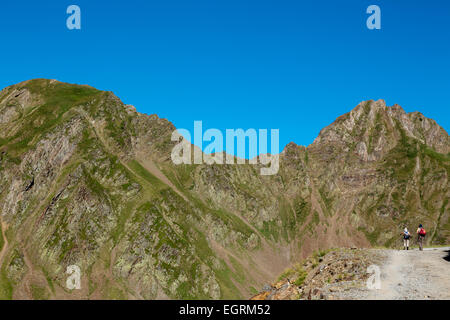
416;224;426;251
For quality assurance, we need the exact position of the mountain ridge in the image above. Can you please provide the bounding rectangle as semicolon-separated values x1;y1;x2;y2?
3;79;448;154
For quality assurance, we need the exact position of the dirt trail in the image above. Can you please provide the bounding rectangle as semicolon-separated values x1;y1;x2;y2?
369;247;450;300
135;152;188;201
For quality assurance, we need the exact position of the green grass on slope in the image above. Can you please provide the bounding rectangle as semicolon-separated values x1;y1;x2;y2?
0;223;4;253
4;80;102;156
127;160;164;189
432;199;450;244
0;225;11;300
0;265;13;300
30;284;50;300
177;188;256;242
422;146;450;163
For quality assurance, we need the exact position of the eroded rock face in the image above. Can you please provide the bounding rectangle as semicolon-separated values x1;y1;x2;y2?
0;79;448;300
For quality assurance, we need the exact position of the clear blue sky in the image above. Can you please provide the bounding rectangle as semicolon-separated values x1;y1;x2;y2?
0;0;449;153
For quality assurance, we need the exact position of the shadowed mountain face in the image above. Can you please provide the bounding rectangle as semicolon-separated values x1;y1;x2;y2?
0;79;448;299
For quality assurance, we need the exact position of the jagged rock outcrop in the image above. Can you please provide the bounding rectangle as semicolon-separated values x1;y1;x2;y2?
0;80;448;299
251;248;386;300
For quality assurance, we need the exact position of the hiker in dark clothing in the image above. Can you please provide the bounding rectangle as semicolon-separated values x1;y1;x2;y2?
416;224;426;251
401;227;410;250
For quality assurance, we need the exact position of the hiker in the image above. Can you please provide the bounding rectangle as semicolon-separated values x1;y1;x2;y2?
401;227;410;250
416;224;426;251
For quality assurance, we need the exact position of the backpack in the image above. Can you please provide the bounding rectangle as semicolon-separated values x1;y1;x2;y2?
419;228;426;236
404;231;410;240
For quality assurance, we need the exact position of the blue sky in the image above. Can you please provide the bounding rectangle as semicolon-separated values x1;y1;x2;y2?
0;0;449;154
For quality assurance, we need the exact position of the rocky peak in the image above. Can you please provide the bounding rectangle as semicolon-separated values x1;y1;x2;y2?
311;99;449;161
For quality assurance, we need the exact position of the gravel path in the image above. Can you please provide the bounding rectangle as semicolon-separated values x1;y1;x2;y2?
368;247;450;300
